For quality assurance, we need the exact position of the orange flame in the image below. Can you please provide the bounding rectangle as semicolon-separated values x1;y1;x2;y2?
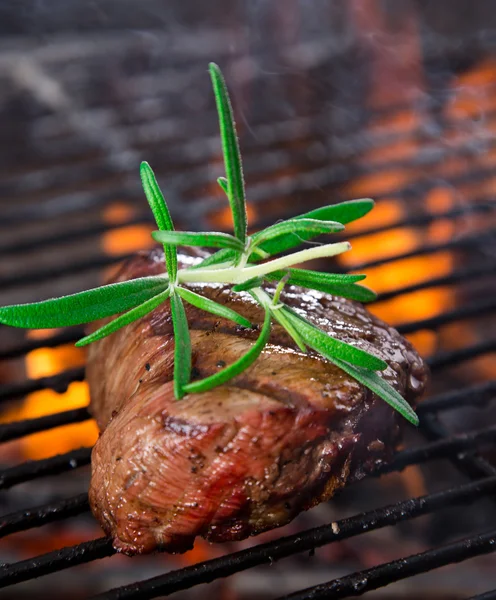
5;330;98;460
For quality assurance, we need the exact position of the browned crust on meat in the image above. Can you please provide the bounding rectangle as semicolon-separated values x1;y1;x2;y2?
87;249;428;555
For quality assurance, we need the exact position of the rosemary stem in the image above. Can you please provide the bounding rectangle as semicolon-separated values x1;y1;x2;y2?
179;241;351;285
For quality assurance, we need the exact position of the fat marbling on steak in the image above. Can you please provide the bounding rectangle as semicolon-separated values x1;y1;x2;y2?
86;249;428;555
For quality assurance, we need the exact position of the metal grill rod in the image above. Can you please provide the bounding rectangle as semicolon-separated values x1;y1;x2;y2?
427;339;496;370
1;198;493;259
3;134;496;235
0;216;152;256
0;537;114;589
255;199;496;241
0;226;492;294
195;161;496;218
417;381;496;414
0;366;85;403
276;529;496;600
419;411;496;480
13;96;496;204
0;493;89;539
0;328;84;361
375;262;496;303
0;446;91;490
0;189;139;228
88;477;496;600
0;406;90;444
396;297;496;335
348;228;496;271
382;426;496;475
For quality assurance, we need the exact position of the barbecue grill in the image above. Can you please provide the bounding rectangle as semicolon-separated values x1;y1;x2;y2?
0;2;495;598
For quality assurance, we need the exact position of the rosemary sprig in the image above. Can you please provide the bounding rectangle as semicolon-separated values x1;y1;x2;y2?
0;62;419;426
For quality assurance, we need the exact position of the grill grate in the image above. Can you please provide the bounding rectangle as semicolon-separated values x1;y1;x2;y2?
1;20;496;600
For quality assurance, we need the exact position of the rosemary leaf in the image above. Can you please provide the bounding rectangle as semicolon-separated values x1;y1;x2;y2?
283;308;388;371
232;277;265;292
195;199;374;268
209;63;247;244
217;176;228;195
266;269;376;302
152;230;244;251
189;248;236;270
140;161;178;282
183;309;271;394
250;218;344;253
271;308;307;353
302;198;374;224
75;288;171;347
318;283;377;302
0;276;168;328
170;293;192;399
267;269;366;286
177;287;251;328
257;199;374;258
331;356;419;426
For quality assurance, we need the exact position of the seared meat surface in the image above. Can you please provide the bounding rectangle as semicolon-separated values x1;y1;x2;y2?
87;249;427;555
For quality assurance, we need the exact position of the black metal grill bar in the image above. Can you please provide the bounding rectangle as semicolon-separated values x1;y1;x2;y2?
0;189;139;228
88;477;496;600
347;229;496;272
0;328;84;361
0;192;493;259
417;381;496;414
374;261;496;303
255;200;496;242
7;97;496;209
0;215;153;257
0;446;91;490
0;493;89;539
205;161;496;219
28;80;492;175
420;412;496;480
276;529;496;600
0;407;90;444
0;253;135;292
427;339;496;370
396;297;496;335
0;367;85;403
3;130;496;237
0;537;114;590
383;426;496;474
1;225;493;295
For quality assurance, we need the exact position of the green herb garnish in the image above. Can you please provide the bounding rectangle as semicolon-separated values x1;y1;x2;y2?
0;62;419;426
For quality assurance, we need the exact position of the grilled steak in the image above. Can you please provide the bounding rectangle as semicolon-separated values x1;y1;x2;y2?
87;249;427;555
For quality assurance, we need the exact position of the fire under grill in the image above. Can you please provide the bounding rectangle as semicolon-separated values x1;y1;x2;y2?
1;5;496;599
